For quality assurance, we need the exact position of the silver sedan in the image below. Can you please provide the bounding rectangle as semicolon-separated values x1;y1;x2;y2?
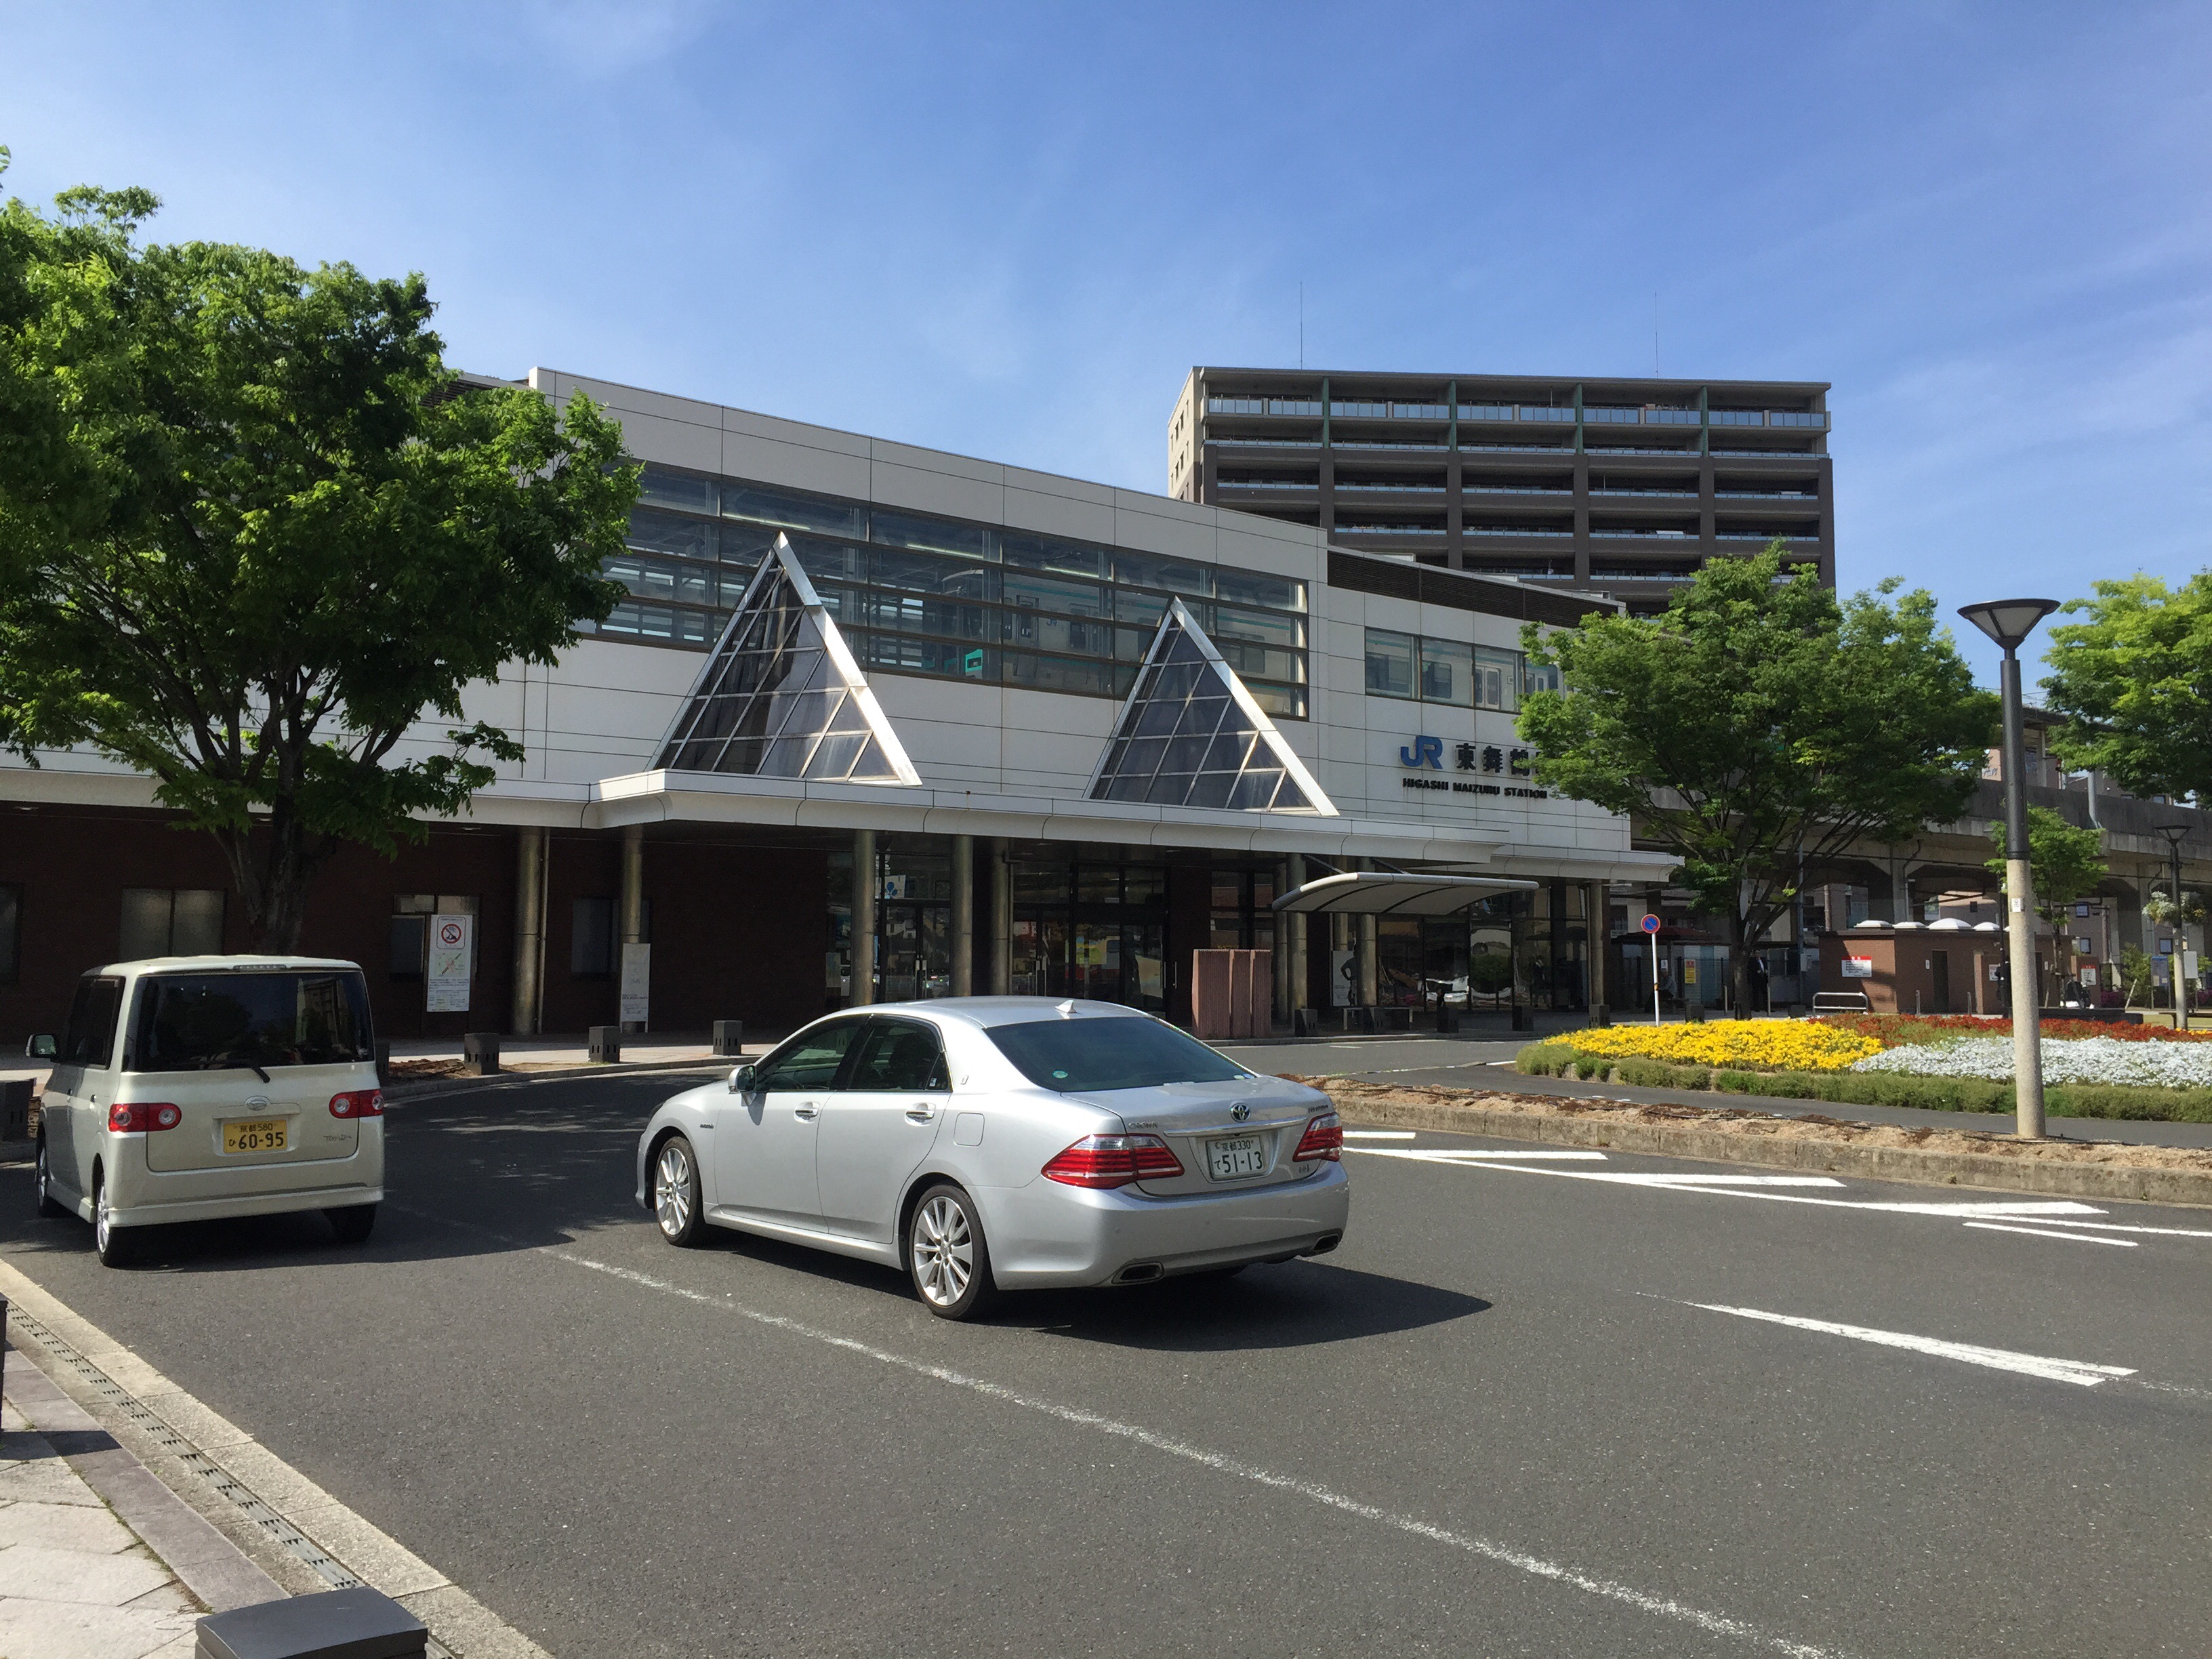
632;997;1349;1319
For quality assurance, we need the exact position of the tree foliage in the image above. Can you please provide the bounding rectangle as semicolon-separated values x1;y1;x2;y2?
2041;573;2212;801
1520;547;1998;1013
1985;806;2106;913
0;157;636;949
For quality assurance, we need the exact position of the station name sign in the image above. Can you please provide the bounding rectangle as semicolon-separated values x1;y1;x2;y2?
1398;734;1549;800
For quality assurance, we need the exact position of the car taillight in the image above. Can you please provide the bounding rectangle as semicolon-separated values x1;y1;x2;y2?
329;1090;384;1119
1293;1112;1343;1162
1042;1133;1186;1189
110;1102;181;1132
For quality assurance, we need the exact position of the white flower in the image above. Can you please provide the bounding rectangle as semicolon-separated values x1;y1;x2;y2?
1851;1036;2212;1088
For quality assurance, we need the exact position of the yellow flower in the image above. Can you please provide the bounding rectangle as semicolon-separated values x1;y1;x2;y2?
1566;1022;1881;1070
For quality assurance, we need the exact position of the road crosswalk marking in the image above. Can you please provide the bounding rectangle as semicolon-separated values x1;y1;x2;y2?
1684;1301;2136;1387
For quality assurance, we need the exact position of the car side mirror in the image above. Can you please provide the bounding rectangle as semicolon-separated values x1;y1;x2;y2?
26;1034;55;1060
727;1063;756;1094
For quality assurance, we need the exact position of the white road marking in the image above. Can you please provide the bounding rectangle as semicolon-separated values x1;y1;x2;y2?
549;1248;1836;1658
1342;1130;1417;1140
1401;1149;1610;1162
1346;1146;2114;1221
2006;1217;2212;1239
1962;1221;2137;1247
1685;1302;2135;1387
1348;1148;1832;1183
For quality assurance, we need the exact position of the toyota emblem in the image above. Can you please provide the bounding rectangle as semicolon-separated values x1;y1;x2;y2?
1229;1101;1250;1122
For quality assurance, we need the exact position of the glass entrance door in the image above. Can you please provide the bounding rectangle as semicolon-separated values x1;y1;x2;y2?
879;902;949;1002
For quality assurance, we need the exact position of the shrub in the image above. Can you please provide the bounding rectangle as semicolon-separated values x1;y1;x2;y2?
1566;1021;1880;1071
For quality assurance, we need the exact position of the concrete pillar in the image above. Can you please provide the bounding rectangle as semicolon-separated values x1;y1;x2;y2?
989;838;1011;994
619;824;645;1034
1357;915;1378;1006
1584;881;1608;1011
951;834;975;997
852;828;876;1006
1286;854;1307;1012
511;826;546;1036
1272;858;1292;1027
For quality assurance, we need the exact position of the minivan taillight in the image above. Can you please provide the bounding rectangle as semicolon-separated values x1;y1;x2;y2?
1293;1112;1343;1162
1042;1134;1186;1189
110;1102;181;1132
329;1090;384;1119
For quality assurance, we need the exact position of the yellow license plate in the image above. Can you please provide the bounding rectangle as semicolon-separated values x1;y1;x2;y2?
223;1118;287;1154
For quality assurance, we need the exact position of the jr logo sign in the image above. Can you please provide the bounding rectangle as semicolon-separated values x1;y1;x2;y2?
1399;735;1444;769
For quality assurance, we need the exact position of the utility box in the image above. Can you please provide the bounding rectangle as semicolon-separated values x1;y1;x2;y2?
0;1078;28;1141
462;1033;500;1076
712;1020;745;1057
588;1025;621;1065
196;1585;426;1659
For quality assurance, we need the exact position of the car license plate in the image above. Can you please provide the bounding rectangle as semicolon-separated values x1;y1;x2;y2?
1206;1134;1266;1181
223;1118;287;1154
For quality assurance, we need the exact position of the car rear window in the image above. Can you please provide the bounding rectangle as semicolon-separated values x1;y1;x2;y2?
986;1015;1248;1092
133;972;374;1072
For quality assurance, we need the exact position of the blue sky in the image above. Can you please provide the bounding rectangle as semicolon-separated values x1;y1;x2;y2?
3;2;2206;687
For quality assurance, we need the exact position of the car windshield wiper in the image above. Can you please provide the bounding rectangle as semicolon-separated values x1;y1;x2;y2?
192;1056;272;1082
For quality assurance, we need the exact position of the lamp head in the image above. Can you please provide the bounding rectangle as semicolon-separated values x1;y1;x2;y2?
1958;598;2060;653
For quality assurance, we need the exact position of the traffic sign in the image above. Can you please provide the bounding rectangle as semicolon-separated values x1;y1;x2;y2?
1640;913;1662;935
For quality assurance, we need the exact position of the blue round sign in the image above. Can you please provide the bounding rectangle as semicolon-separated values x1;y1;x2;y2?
1640;913;1662;935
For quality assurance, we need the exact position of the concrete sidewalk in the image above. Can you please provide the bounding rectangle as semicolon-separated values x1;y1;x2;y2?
1;1337;283;1659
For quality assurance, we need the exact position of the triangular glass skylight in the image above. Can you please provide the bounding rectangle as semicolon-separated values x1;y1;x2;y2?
1087;599;1336;815
653;534;920;785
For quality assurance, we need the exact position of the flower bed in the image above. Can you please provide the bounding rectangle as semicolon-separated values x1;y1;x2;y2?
1854;1036;2212;1089
1567;1021;1881;1071
1815;1013;2212;1046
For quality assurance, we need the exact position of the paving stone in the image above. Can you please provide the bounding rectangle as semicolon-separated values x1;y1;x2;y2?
0;1592;198;1658
121;1580;199;1614
0;1499;137;1553
0;1458;106;1507
0;1542;175;1606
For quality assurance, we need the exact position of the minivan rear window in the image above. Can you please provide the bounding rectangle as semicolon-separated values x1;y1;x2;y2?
987;1015;1248;1092
133;972;374;1072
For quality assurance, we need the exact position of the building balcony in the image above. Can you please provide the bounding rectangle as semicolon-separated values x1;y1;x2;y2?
1715;529;1820;541
1207;397;1324;417
1207;435;1322;449
1216;478;1319;491
1336;481;1446;493
1590;487;1698;497
1334;523;1448;537
1466;484;1573;495
1465;525;1574;538
1713;489;1820;501
1590;525;1698;539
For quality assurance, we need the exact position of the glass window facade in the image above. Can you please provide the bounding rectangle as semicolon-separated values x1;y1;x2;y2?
1366;630;1547;710
600;466;1310;718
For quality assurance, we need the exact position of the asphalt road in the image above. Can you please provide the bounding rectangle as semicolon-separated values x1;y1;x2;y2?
1225;1033;2212;1148
5;1069;2211;1658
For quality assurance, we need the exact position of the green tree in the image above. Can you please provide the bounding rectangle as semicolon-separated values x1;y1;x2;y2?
2041;573;2212;798
0;160;636;949
1985;805;2106;992
1519;546;1998;1017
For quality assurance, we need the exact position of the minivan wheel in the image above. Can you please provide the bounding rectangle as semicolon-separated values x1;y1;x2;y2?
906;1184;1000;1321
326;1204;377;1246
653;1135;706;1246
35;1137;66;1219
93;1170;136;1268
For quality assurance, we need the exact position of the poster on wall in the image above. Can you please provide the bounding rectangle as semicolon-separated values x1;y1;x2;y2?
619;943;651;1025
427;914;472;1012
1841;956;1874;979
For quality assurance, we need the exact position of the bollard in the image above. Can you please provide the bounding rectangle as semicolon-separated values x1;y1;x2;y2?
712;1019;745;1057
1292;1008;1319;1037
462;1033;501;1077
588;1025;622;1065
194;1584;426;1659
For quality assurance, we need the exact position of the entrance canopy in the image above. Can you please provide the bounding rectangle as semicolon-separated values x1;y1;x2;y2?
1271;872;1538;917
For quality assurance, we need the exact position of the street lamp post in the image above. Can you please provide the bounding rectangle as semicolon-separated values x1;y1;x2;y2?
1960;598;2061;1139
2153;822;2192;1029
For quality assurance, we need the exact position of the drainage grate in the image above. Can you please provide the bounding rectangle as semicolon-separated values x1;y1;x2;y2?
10;1305;457;1656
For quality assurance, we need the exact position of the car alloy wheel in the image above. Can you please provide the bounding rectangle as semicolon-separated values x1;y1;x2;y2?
93;1171;135;1268
654;1136;705;1246
35;1139;66;1219
906;1185;1000;1321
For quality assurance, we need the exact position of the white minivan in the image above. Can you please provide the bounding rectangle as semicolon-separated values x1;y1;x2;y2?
32;956;386;1267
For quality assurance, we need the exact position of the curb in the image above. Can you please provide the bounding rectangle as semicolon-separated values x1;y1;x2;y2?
1322;1089;2212;1208
385;1055;727;1103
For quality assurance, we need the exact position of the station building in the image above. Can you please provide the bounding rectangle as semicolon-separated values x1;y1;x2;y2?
0;371;1672;1043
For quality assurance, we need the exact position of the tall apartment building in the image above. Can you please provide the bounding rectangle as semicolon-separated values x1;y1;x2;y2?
1170;367;1833;615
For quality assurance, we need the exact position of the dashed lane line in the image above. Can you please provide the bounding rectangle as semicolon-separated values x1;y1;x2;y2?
1683;1301;2135;1388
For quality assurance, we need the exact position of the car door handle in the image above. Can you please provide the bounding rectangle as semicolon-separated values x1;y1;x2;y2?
905;1104;936;1122
793;1105;819;1121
